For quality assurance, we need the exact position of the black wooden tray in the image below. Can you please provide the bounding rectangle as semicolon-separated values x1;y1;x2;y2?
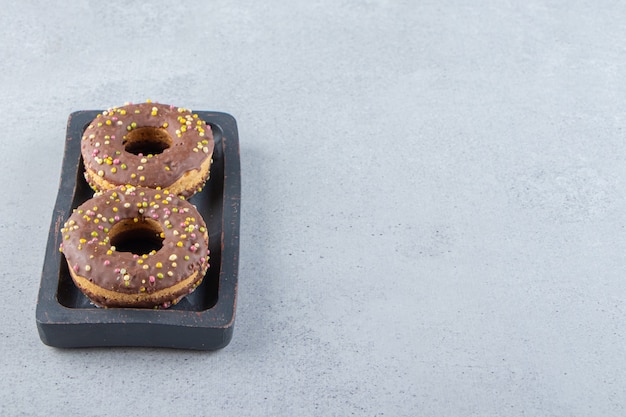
36;110;240;350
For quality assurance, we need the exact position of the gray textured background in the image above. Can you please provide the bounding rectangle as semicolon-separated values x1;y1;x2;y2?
1;1;625;416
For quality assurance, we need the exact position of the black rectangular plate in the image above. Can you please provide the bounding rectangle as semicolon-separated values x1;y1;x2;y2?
36;110;240;350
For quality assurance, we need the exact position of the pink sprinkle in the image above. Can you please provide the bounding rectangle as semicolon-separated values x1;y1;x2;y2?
114;268;120;273
104;260;110;266
98;225;104;230
190;233;196;239
114;216;120;221
152;214;159;219
111;135;116;140
133;254;139;259
207;249;210;255
149;276;155;283
112;117;118;121
138;153;143;157
113;159;120;165
73;264;79;272
92;149;99;156
189;246;197;252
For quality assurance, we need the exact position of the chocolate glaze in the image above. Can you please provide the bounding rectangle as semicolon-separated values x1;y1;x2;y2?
81;102;214;194
60;186;209;301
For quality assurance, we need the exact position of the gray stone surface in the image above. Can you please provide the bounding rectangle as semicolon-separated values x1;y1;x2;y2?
1;0;625;415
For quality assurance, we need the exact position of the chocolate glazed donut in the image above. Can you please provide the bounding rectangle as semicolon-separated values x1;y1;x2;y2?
81;101;214;197
59;186;210;308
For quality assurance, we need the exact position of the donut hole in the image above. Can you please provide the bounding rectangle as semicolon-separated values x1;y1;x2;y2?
124;127;173;155
109;218;164;255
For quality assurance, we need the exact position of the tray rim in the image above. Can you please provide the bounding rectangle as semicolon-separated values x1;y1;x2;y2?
35;109;240;349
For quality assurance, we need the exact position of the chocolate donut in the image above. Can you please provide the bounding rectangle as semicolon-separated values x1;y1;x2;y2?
59;186;210;308
81;101;214;197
